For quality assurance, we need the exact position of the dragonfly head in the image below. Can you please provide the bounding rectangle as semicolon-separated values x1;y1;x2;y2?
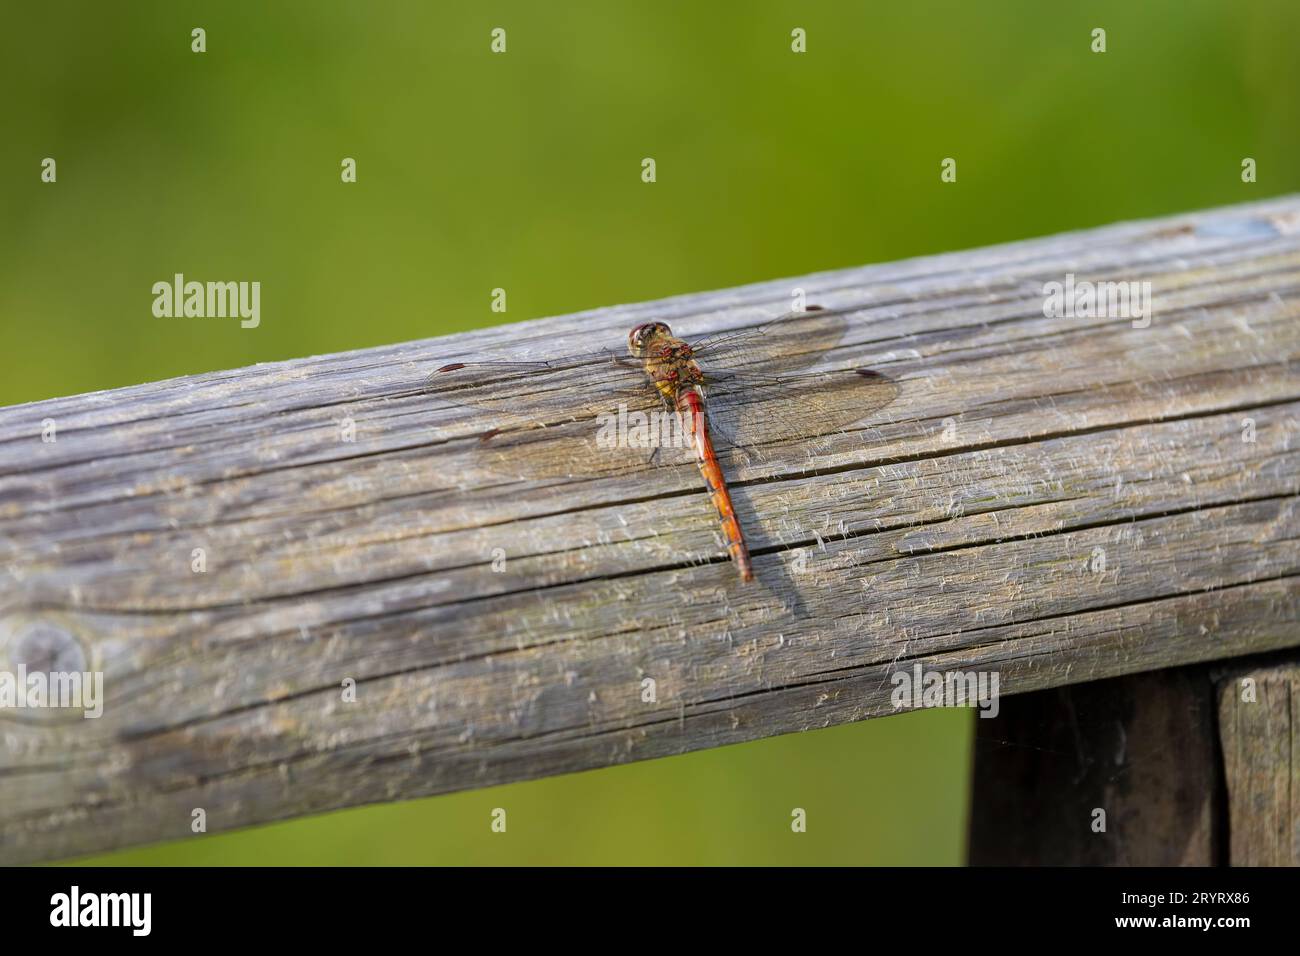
628;321;672;357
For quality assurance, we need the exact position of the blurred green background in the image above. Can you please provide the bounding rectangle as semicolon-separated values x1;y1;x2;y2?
3;0;1297;864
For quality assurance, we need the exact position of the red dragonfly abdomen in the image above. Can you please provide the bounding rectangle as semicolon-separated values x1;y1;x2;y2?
676;387;754;582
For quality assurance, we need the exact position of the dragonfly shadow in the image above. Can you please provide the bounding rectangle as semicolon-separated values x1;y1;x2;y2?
718;481;809;616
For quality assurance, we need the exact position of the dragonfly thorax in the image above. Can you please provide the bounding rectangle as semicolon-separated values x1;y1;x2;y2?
633;329;703;391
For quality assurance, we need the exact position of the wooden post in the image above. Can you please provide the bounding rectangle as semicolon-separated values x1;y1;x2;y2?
3;196;1299;862
970;653;1300;865
968;667;1222;865
1216;658;1300;865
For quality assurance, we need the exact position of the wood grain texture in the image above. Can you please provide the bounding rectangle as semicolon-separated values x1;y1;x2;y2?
1216;658;1300;865
3;196;1300;863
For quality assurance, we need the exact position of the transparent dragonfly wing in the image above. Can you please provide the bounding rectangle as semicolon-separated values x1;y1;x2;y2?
688;307;853;376
691;308;899;454
427;348;666;480
429;351;656;418
427;307;898;481
702;366;898;457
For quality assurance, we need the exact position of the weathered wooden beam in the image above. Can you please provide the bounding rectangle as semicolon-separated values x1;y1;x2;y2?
2;196;1299;863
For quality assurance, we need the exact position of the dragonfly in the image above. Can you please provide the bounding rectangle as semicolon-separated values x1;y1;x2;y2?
429;306;898;582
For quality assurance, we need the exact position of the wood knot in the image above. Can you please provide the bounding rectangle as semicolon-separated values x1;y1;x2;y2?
0;613;95;724
9;619;87;675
